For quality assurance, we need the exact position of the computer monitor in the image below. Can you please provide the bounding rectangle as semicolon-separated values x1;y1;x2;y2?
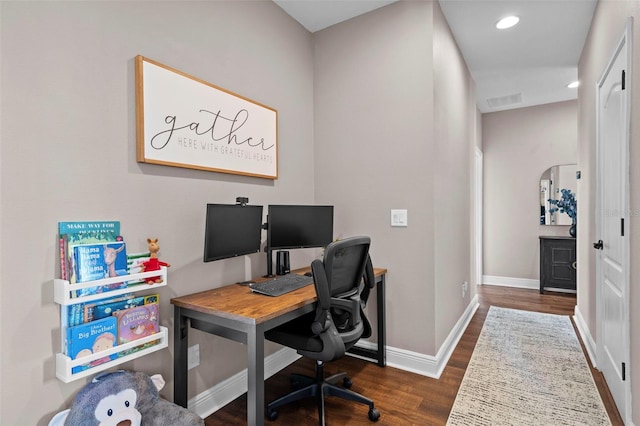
267;205;334;250
203;204;264;262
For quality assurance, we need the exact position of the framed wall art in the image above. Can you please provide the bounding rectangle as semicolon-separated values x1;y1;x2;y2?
135;55;278;179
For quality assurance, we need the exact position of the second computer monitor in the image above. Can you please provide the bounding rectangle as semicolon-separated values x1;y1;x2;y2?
267;205;334;250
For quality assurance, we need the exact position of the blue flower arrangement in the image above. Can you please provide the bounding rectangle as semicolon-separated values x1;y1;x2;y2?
548;189;577;224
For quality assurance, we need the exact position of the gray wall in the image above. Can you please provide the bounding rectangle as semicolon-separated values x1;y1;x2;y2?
1;1;478;424
432;1;477;349
577;1;640;423
314;1;476;356
314;0;437;355
482;100;577;282
1;2;315;424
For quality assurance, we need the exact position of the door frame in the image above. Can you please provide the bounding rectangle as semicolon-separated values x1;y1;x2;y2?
595;17;632;422
474;147;483;286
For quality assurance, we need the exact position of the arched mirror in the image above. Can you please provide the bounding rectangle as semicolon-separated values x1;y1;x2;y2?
540;164;577;225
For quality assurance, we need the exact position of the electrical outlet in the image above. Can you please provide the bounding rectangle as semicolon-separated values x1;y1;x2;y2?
188;344;200;370
462;281;468;298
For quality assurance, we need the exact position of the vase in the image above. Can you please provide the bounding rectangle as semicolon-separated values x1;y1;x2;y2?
569;223;576;238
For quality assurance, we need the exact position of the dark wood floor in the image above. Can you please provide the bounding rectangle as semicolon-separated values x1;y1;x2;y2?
205;285;623;425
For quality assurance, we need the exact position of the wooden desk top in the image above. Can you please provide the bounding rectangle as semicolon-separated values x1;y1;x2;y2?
170;267;387;326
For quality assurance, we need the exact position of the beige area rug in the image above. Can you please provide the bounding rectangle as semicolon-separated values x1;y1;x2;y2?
447;306;611;426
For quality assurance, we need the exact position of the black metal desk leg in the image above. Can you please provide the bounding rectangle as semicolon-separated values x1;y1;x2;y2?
173;306;189;408
247;325;265;426
376;274;387;366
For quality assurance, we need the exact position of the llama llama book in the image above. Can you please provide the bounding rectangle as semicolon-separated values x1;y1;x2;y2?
113;303;159;342
73;241;128;296
113;303;160;356
66;316;118;373
58;220;121;284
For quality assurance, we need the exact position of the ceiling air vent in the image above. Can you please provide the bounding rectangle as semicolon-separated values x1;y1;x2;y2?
486;93;522;109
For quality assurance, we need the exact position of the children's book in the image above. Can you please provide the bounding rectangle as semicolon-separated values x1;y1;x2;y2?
93;294;159;322
113;303;160;356
78;293;135;325
113;303;159;344
126;251;151;285
58;221;121;284
73;241;128;295
66;316;118;373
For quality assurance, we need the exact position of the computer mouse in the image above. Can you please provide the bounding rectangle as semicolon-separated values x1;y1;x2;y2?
304;272;313;277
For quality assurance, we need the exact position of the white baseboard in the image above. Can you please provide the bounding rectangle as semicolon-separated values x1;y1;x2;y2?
188;347;300;419
187;295;479;418
482;275;539;290
573;309;638;426
573;305;597;368
354;295;478;379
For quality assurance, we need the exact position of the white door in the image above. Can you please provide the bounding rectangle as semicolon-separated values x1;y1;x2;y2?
595;19;631;422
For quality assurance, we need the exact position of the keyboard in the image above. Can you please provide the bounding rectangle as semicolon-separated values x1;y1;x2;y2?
249;274;314;297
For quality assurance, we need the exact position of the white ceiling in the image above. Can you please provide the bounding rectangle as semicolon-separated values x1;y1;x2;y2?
274;0;597;113
273;0;398;33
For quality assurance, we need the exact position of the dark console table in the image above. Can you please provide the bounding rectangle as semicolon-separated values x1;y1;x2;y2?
539;236;576;293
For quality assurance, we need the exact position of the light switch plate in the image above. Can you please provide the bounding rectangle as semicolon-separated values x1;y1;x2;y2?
391;209;408;227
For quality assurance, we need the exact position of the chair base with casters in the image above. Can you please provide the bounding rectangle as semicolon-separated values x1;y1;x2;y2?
266;359;380;424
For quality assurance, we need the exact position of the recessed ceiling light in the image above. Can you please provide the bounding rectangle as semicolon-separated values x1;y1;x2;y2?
567;81;580;89
496;16;519;30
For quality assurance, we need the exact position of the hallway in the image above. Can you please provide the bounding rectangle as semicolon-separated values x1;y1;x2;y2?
205;285;622;425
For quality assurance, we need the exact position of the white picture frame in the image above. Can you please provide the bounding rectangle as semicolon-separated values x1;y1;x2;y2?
135;56;278;179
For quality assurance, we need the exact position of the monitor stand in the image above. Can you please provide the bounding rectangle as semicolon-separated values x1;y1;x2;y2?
264;249;275;277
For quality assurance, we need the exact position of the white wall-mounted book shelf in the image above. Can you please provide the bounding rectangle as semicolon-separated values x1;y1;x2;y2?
53;266;169;383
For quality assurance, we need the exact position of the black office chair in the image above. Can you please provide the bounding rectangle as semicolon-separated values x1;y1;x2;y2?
264;236;380;425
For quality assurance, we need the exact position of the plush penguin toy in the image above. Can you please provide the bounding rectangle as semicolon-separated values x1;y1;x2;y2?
50;370;203;426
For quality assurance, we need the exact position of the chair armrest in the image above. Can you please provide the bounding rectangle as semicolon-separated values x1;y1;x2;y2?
331;297;361;329
360;255;375;305
313;321;346;361
311;310;331;335
311;259;331;310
